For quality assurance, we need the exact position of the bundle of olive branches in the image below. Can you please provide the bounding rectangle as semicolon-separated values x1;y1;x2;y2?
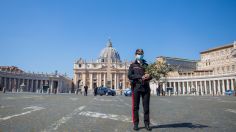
145;61;172;82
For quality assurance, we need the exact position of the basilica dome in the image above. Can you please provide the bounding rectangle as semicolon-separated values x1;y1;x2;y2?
98;40;121;63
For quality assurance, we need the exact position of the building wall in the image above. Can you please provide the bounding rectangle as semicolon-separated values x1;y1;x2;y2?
197;44;236;74
0;67;72;93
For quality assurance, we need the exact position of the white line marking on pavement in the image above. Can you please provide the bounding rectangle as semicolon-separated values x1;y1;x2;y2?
219;100;236;103
22;96;44;99
159;98;171;103
94;97;119;102
69;97;79;101
0;106;45;121
5;97;15;100
225;109;236;114
42;106;86;132
79;111;132;123
22;96;34;99
124;103;130;106
4;96;44;100
0;105;7;109
121;99;159;125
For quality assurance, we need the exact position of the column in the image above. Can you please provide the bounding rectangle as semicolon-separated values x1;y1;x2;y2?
226;79;230;90
190;81;197;95
19;79;22;89
231;79;234;90
40;80;43;92
97;72;100;87
99;73;102;87
31;79;34;92
193;81;198;95
13;78;16;92
187;81;189;95
209;80;212;95
50;80;53;93
168;82;172;96
27;79;30;92
89;73;93;89
182;82;186;95
9;78;12;92
111;73;113;88
173;82;176;95
57;80;61;93
114;74;117;89
82;73;86;87
178;82;181;95
17;79;21;92
200;81;203;95
96;73;98;87
35;80;38;93
217;80;221;95
204;80;207;95
122;73;125;89
213;80;216;95
38;80;41;93
74;74;78;89
222;79;225;95
4;77;6;90
103;73;106;87
162;83;165;94
0;77;3;89
16;79;19;92
196;81;199;95
12;78;14;91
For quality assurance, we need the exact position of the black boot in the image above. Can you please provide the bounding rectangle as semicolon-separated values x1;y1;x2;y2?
145;123;152;131
133;124;139;131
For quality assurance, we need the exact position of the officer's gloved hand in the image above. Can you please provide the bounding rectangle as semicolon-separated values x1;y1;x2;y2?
142;74;150;80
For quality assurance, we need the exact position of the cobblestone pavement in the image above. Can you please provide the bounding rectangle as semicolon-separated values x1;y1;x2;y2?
0;93;235;132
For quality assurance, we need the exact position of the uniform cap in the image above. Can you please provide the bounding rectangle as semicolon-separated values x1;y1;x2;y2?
135;49;144;55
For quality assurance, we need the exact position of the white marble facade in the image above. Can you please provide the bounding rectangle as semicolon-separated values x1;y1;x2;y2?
73;40;130;90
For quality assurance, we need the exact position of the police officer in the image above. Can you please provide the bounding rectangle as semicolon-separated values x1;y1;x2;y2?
128;49;152;131
84;85;88;96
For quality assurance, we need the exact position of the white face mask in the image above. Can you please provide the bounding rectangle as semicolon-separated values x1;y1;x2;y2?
136;55;144;60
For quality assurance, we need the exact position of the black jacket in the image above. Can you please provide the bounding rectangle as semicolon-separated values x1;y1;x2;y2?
128;60;152;92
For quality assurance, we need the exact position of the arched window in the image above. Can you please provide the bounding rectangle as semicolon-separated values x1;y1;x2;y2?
232;65;235;71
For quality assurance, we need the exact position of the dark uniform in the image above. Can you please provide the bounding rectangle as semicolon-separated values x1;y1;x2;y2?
84;85;88;96
128;59;152;128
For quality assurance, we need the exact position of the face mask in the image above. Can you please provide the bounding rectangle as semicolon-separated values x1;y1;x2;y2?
136;55;144;60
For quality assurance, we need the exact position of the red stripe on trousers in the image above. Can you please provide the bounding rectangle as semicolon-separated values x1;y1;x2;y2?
132;92;134;124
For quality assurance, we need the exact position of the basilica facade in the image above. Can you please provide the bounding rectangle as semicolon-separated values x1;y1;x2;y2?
73;40;131;90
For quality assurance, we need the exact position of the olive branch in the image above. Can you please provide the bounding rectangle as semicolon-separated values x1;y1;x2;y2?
145;61;173;83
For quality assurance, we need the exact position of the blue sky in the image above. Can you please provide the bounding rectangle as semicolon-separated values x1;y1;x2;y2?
0;0;236;77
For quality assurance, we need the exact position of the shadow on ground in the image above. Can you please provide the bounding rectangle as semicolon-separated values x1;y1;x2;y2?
152;122;209;129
